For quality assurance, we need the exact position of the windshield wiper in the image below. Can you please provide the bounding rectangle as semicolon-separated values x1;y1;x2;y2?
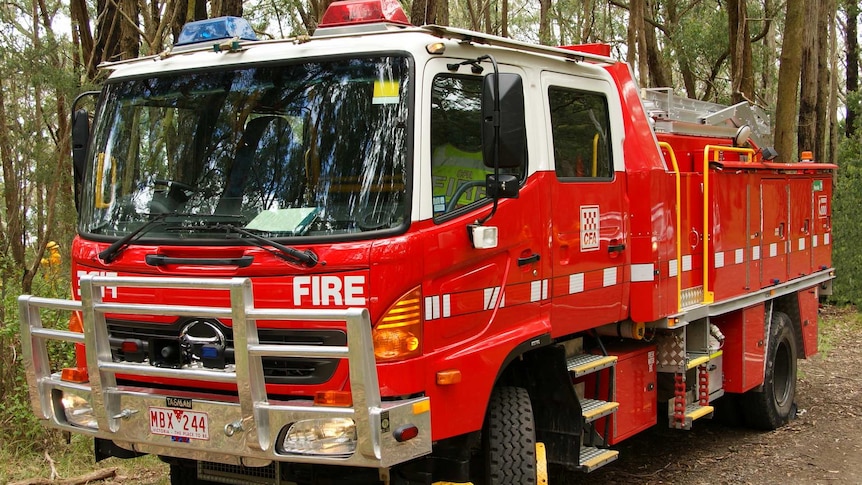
214;223;319;267
98;213;246;264
99;214;170;264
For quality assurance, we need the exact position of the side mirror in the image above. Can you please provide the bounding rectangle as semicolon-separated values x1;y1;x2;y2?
71;109;89;210
481;73;527;169
71;90;100;212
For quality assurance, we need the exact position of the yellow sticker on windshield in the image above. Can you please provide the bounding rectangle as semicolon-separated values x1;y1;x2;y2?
372;80;400;105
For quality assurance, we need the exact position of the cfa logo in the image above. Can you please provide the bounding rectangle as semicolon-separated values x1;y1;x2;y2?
76;270;119;299
580;205;600;252
293;275;366;306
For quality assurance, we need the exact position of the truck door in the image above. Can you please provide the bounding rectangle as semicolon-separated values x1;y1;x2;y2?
541;72;629;335
420;62;547;352
760;179;789;286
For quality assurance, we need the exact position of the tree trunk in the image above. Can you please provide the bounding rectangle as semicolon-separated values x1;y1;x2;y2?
500;0;508;37
643;0;669;88
214;0;243;17
774;0;805;162
69;0;95;79
814;0;833;161
411;0;438;25
539;0;552;45
798;0;820;156
846;0;859;137
728;0;754;103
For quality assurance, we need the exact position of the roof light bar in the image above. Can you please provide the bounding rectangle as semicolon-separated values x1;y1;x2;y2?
175;16;257;47
319;0;411;28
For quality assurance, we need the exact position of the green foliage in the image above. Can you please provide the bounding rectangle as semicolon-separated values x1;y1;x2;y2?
831;114;862;304
0;261;73;451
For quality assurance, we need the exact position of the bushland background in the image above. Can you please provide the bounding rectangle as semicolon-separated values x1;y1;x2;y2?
0;0;861;482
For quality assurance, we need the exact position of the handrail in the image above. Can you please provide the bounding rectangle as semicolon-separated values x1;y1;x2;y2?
701;146;756;305
657;142;683;312
592;133;599;177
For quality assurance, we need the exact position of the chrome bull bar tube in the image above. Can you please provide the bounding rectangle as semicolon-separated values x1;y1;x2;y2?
19;275;431;469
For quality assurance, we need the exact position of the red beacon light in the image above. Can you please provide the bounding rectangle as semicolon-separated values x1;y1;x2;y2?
318;0;412;29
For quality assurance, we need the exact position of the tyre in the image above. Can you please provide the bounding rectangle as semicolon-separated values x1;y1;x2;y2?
483;386;537;485
742;311;798;430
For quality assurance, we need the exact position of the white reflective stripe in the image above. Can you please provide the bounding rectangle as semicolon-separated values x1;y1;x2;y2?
542;279;549;300
424;296;440;320
630;264;655;282
668;259;678;277
569;273;584;294
442;294;451;318
530;281;542;302
769;242;778;258
825;233;831;245
484;287;501;310
714;252;725;268
813;235;819;247
603;267;617;287
752;246;761;261
682;255;692;272
735;248;744;264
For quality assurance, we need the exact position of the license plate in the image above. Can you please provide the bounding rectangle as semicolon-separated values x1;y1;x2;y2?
149;407;209;440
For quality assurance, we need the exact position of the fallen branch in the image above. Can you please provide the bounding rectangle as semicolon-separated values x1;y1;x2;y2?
9;467;118;485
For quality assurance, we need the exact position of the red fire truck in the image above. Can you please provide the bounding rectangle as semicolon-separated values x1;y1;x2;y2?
19;1;835;483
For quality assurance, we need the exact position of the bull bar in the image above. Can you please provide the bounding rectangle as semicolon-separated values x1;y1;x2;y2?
18;275;432;469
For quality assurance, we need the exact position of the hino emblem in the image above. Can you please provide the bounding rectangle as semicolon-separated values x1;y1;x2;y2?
179;319;226;360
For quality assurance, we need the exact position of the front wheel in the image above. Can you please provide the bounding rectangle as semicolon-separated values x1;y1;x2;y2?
743;311;798;429
483;386;537;485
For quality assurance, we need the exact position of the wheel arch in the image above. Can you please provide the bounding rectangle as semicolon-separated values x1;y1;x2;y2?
771;293;805;357
492;340;583;467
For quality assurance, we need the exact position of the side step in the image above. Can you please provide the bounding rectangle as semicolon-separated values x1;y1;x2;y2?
578;447;619;473
566;354;617;378
580;398;619;423
671;403;715;430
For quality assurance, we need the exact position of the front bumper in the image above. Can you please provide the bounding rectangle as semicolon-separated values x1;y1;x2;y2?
19;275;431;469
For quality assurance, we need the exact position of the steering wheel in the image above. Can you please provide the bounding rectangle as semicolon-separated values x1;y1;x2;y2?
357;207;395;231
153;178;201;194
445;180;486;213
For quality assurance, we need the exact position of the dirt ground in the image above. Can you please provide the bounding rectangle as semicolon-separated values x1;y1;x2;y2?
10;307;861;485
581;305;862;485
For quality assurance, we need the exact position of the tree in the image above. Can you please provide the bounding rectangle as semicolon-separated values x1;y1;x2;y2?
774;0;805;162
846;0;860;137
727;0;754;103
798;0;821;157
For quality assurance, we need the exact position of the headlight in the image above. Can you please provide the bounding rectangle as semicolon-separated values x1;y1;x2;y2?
60;393;98;429
278;418;356;456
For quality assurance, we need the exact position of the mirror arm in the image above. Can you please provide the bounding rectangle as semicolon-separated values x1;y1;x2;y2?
476;54;500;226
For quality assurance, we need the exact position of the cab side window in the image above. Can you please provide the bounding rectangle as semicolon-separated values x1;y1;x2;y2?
548;87;613;180
430;75;490;216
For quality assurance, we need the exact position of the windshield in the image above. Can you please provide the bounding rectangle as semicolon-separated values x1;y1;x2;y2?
81;56;410;240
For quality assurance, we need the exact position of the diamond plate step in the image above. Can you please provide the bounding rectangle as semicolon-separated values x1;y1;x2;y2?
566;354;617;378
578;446;619;473
580;398;619;423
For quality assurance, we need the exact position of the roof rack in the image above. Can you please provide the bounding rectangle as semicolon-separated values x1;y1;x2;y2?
642;88;772;148
422;25;616;65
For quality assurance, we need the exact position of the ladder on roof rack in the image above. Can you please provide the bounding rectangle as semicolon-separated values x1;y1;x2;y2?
642;88;772;149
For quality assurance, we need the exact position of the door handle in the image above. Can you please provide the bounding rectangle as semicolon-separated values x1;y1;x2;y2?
518;253;540;266
608;243;626;253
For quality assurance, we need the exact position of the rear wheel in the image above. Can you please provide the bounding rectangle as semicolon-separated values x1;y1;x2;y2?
743;311;798;429
483;386;537;485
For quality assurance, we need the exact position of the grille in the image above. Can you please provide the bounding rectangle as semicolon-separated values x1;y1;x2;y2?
107;319;345;385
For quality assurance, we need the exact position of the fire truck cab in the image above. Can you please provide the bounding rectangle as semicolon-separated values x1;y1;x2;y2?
19;1;835;484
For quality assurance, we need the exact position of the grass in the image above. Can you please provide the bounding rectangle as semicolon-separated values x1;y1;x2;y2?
0;433;168;484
